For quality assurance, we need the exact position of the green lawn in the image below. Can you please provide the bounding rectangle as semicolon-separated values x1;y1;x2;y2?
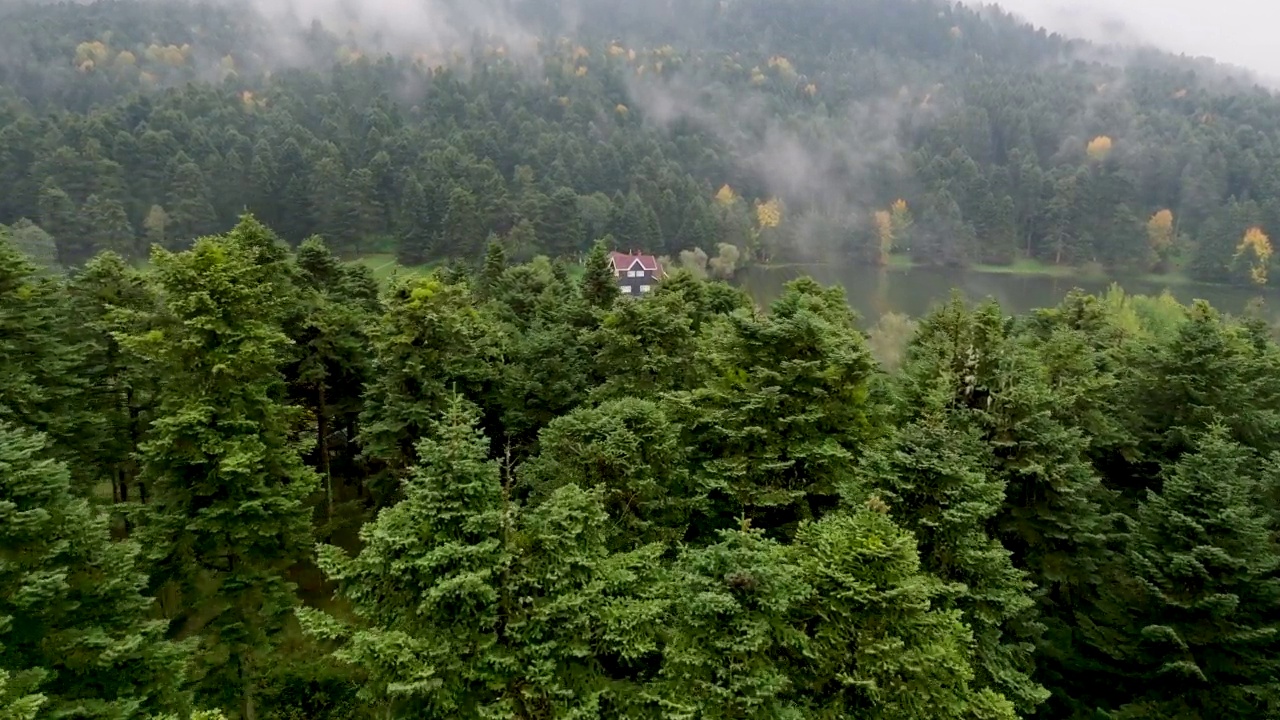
354;254;434;283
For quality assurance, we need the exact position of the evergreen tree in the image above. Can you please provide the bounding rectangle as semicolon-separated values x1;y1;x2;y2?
124;218;316;719
67;252;157;505
302;398;656;718
857;385;1047;712
80;194;135;259
651;526;810;719
165;161;217;248
284;237;372;526
537;187;584;258
37;183;84;267
521;398;694;548
359;273;504;496
581;236;618;309
0;423;191;720
1088;429;1280;718
396;175;434;267
0;670;44;720
440;186;485;262
479;235;506;296
791;508;1019;720
3;221;57;272
666;278;877;537
0;233;89;472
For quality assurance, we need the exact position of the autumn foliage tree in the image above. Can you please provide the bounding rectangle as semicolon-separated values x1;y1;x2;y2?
1146;209;1175;271
1235;226;1272;285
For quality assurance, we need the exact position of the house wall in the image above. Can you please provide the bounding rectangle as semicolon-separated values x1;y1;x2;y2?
616;268;657;296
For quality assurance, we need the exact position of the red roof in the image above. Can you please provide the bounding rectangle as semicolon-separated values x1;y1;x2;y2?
610;251;660;272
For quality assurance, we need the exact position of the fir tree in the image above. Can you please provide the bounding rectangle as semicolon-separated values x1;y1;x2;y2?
1088;429;1280;718
359;273;504;498
581;237;618;309
0;423;191;720
791;508;1019;720
651;526;811;719
0;233;90;474
80;194;135;259
124;218;316;719
857;384;1047;712
396;175;434;267
479;235;507;296
666;278;877;537
302;398;655;717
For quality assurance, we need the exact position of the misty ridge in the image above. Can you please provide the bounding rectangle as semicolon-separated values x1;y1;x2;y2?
4;0;1280;272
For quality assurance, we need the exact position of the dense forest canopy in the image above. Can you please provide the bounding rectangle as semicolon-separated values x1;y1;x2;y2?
2;1;1280;719
3;0;1280;282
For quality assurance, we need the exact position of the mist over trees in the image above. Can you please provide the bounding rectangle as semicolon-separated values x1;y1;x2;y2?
1;0;1280;282
3;1;1280;719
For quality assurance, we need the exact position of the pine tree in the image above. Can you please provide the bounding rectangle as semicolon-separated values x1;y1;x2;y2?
80;194;136;259
3;221;58;272
858;384;1047;712
359;273;504;497
440;186;485;261
302;398;654;717
37;182;85;267
0;423;191;719
284;237;372;526
479;235;506;296
791;508;1019;720
0;670;44;720
651;526;811;719
537;187;584;258
124;218;316;719
165;161;217;248
581;237;618;309
397;175;434;267
1089;430;1280;718
67;252;157;505
521;398;694;548
665;278;877;537
0;233;90;473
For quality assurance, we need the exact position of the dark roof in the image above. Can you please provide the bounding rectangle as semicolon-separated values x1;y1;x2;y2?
610;251;660;272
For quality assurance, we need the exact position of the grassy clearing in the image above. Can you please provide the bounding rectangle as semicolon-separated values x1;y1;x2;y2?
353;253;434;284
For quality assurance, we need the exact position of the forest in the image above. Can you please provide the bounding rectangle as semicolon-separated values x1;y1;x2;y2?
2;0;1280;719
4;0;1280;282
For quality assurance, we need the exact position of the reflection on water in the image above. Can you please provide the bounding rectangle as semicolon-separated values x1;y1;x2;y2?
738;265;1280;324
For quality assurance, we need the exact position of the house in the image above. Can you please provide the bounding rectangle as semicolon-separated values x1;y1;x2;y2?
609;251;665;296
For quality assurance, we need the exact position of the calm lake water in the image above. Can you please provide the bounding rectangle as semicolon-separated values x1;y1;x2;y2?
738;265;1280;324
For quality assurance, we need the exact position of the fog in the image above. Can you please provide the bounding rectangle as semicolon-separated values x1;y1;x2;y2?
989;0;1280;81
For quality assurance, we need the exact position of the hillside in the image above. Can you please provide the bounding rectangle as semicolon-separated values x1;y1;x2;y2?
4;3;1280;720
2;0;1280;284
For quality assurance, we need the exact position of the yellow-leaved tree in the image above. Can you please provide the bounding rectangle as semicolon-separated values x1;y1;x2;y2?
75;41;111;66
756;198;783;229
715;184;739;207
1236;227;1273;285
1146;209;1175;270
872;199;912;264
1086;135;1113;162
874;211;894;266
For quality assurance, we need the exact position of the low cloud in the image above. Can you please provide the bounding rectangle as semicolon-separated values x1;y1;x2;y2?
987;0;1280;82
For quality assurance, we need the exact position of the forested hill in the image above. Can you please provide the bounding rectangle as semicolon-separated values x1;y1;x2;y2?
4;3;1280;720
3;0;1280;284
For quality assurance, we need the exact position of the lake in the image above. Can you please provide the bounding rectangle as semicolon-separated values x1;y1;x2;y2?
737;264;1280;324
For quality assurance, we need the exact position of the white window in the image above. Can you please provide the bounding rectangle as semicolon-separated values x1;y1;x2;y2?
621;285;633;293
640;285;651;293
628;270;641;278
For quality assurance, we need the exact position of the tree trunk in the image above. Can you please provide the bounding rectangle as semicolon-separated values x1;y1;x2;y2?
318;384;333;523
239;653;257;720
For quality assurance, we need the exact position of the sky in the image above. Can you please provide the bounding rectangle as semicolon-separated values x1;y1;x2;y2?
988;0;1280;80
